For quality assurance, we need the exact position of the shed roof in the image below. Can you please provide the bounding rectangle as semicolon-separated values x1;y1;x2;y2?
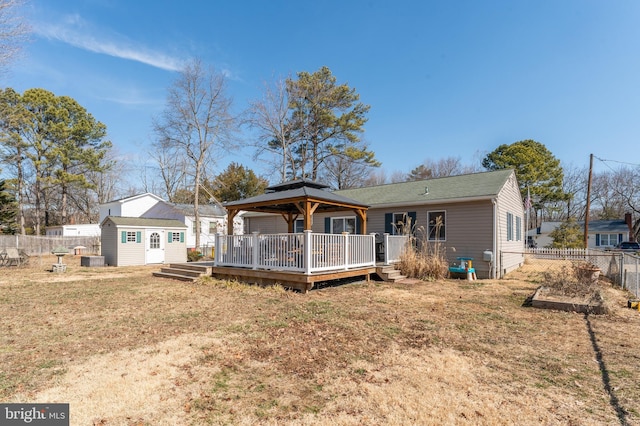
102;216;187;228
334;169;515;206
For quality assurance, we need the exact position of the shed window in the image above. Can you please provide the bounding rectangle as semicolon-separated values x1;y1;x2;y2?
427;211;446;241
126;231;137;242
516;216;522;241
171;232;182;242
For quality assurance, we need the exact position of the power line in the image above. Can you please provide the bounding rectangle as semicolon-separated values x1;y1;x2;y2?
594;156;640;168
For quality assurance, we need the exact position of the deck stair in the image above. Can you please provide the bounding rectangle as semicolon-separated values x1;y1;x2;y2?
152;263;213;282
376;264;407;283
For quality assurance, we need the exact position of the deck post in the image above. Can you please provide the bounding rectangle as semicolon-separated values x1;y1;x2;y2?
303;230;312;275
252;232;260;270
383;233;390;265
343;232;350;270
213;233;220;266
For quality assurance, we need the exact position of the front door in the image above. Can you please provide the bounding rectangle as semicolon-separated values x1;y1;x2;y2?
146;230;164;264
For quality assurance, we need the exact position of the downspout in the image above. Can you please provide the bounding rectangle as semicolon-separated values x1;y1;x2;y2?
492;198;498;279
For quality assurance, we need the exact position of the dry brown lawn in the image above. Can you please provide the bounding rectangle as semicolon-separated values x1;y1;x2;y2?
1;255;639;425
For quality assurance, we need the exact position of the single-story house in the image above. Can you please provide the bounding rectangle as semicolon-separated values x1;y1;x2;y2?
242;169;526;279
45;223;101;237
100;216;187;266
141;200;242;251
527;214;634;249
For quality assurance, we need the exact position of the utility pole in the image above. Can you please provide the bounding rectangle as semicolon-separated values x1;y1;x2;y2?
584;153;593;248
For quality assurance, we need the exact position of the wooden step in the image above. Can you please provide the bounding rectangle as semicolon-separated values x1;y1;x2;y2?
375;265;407;283
152;271;198;282
159;267;203;278
153;262;213;282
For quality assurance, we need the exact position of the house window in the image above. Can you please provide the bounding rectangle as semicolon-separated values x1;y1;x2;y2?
294;219;305;233
331;216;356;234
392;213;409;235
507;212;514;241
209;221;219;234
427;211;446;241
598;233;619;247
126;231;137;243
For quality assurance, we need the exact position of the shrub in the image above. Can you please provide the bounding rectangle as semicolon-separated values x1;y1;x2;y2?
187;250;203;262
396;216;448;281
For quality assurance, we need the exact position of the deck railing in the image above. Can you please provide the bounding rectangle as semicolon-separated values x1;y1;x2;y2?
214;231;381;274
384;234;410;264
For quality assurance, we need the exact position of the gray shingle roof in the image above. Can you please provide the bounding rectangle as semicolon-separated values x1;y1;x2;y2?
103;216;187;228
335;169;515;206
224;181;369;212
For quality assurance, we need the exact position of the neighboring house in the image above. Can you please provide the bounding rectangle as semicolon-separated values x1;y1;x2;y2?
45;223;101;237
99;193;164;223
99;194;243;252
100;216;187;266
141;200;242;251
243;169;526;279
527;214;634;249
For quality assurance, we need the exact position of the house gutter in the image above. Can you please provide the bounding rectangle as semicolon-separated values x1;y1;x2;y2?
364;195;497;210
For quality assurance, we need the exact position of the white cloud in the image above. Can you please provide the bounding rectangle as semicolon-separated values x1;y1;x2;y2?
34;14;184;72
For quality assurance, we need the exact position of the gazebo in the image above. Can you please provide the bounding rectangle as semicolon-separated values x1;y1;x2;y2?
223;179;370;234
212;179;379;292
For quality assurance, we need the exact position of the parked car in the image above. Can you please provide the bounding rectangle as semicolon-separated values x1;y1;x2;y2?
612;241;640;252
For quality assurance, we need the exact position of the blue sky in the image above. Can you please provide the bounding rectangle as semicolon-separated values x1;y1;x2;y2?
4;0;640;183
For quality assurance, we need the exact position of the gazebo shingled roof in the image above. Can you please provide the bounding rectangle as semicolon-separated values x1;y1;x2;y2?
223;179;370;234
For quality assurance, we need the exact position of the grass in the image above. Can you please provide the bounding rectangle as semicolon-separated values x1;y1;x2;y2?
0;255;639;425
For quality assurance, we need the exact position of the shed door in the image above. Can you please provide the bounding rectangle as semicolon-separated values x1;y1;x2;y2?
146;230;164;264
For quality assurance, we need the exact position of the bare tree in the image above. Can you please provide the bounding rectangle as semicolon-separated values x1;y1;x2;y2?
363;169;388;187
0;0;29;73
147;140;188;202
153;59;235;249
245;77;296;182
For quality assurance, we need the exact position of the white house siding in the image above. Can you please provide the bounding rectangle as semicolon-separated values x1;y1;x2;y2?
99;193;163;223
495;174;526;276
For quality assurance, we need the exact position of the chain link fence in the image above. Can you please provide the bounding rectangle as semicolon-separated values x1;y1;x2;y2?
502;248;640;298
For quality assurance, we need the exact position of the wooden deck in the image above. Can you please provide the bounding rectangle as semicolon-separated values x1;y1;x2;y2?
210;264;378;293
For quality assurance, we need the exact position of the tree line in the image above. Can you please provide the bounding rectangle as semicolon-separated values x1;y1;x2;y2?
1;55;639;238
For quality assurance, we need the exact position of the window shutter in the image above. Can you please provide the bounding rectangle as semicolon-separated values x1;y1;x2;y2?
325;217;331;233
355;217;361;234
596;234;600;246
180;232;184;243
136;231;141;243
385;213;393;234
619;234;623;244
168;232;172;243
121;231;126;244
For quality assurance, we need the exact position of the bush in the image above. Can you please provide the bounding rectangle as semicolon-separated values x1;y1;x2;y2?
396;216;449;281
187;250;203;262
